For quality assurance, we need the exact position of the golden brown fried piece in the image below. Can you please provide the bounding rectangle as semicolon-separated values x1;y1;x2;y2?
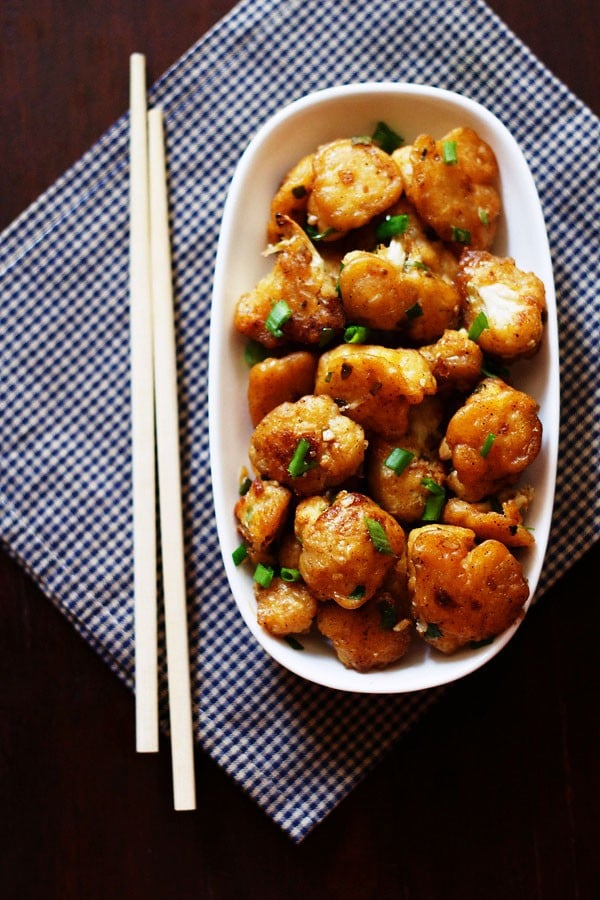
234;479;292;563
442;490;535;548
298;491;406;608
267;152;315;242
248;394;366;496
248;351;318;426
439;377;542;501
317;592;413;672
307;138;403;236
419;328;484;393
458;250;547;360
407;524;529;653
396;127;500;250
315;344;437;440
234;214;345;348
255;577;317;636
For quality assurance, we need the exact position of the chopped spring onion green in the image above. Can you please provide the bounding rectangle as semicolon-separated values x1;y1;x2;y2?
287;438;316;477
371;120;404;153
253;562;275;588
421;478;446;522
425;622;443;639
280;567;302;583
244;340;268;366
405;301;423;320
404;258;429;271
238;476;252;496
305;224;336;241
378;598;399;631
442;139;458;164
344;324;371;344
284;635;305;650
451;225;471;244
481;354;509;379
478;207;489;224
265;299;292;338
348;585;366;601
232;544;248;566
468;310;490;341
365;517;394;555
480;432;496;457
384;447;415;476
375;213;409;243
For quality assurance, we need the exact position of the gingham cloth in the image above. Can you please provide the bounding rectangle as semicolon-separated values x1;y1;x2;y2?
1;0;598;842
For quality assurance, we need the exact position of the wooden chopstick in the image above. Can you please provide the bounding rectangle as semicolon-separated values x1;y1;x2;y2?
147;105;196;811
129;52;158;754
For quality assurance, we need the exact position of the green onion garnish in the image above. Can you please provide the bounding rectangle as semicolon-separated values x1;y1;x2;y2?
478;207;489;224
284;635;305;650
378;598;399;631
305;224;336;241
425;622;443;639
404;258;429;271
481;354;509;380
238;476;252;496
348;585;366;601
480;432;496;457
244;340;268;366
442;140;458;164
265;299;292;338
371;120;404;153
232;544;248;566
280;567;302;583
344;324;371;344
421;478;446;522
375;213;409;243
451;225;471;244
365;517;394;555
384;447;415;475
253;562;275;587
287;438;316;477
468;310;490;341
405;301;423;320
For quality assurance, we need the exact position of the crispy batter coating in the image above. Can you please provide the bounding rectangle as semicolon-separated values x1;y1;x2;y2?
442;489;535;547
317;593;413;672
248;351;318;426
458;250;547;360
407;524;529;653
367;434;447;523
234;479;292;563
396;127;500;250
307;138;403;236
299;491;406;608
338;200;461;339
315;344;437;439
439;377;542;501
248;394;366;496
256;577;317;635
234;215;345;348
267;152;315;242
419;328;484;393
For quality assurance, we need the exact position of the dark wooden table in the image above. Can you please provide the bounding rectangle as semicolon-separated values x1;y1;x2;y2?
1;2;598;897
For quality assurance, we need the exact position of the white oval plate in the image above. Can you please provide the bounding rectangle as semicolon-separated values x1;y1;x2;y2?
209;83;559;693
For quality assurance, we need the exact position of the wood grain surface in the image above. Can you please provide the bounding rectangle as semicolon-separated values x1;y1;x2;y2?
1;2;598;898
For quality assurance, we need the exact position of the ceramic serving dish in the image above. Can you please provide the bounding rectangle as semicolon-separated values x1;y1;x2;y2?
209;82;559;693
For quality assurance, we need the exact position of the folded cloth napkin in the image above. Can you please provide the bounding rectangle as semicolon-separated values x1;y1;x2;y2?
1;0;598;841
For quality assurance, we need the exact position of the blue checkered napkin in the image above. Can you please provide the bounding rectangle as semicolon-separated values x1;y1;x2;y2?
1;0;598;841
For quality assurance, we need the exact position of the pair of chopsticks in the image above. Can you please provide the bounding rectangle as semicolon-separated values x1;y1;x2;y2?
129;52;196;811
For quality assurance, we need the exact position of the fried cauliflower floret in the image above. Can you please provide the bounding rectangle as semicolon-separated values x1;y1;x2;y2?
306;138;403;236
298;492;406;608
316;592;413;672
294;495;331;542
234;479;292;562
457;250;547;360
234;214;345;348
407;524;529;653
248;351;318;426
248;394;366;496
315;344;437;439
442;487;535;547
256;577;317;636
419;328;484;393
267;152;315;242
439;377;542;502
396;127;500;250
